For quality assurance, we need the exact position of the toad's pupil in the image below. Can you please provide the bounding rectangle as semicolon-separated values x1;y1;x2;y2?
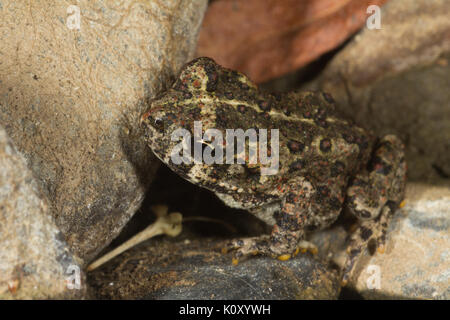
152;117;164;132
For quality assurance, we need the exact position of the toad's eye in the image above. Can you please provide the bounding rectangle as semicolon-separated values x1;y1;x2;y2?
151;117;164;133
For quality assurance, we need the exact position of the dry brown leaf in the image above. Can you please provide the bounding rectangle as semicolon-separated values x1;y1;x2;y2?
197;0;389;83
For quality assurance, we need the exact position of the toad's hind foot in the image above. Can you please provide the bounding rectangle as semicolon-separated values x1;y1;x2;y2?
296;240;318;255
222;236;317;264
277;240;318;261
222;236;271;259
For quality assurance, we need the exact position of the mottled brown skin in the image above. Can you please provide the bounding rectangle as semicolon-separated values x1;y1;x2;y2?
141;57;407;282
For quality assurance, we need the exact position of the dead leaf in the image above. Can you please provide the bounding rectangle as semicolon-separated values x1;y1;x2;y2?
197;0;389;83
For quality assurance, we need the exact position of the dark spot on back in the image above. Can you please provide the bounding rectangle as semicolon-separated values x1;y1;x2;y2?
237;104;246;113
287;140;304;153
257;100;271;112
320;138;332;152
289;160;305;172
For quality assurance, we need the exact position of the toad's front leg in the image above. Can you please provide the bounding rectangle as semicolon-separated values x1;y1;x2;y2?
225;177;344;263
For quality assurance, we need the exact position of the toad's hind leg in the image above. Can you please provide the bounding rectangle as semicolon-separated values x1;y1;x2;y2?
225;177;345;262
224;179;313;262
342;135;406;284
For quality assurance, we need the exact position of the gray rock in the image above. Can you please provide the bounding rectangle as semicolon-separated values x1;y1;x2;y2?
0;0;208;262
351;183;450;299
0;126;85;299
317;0;450;182
305;1;450;298
310;183;450;300
88;238;341;300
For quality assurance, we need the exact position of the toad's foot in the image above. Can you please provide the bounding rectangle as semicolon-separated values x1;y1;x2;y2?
222;236;317;264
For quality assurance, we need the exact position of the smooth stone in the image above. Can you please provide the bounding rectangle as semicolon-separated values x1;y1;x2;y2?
0;0;208;262
0;126;86;299
88;238;341;300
